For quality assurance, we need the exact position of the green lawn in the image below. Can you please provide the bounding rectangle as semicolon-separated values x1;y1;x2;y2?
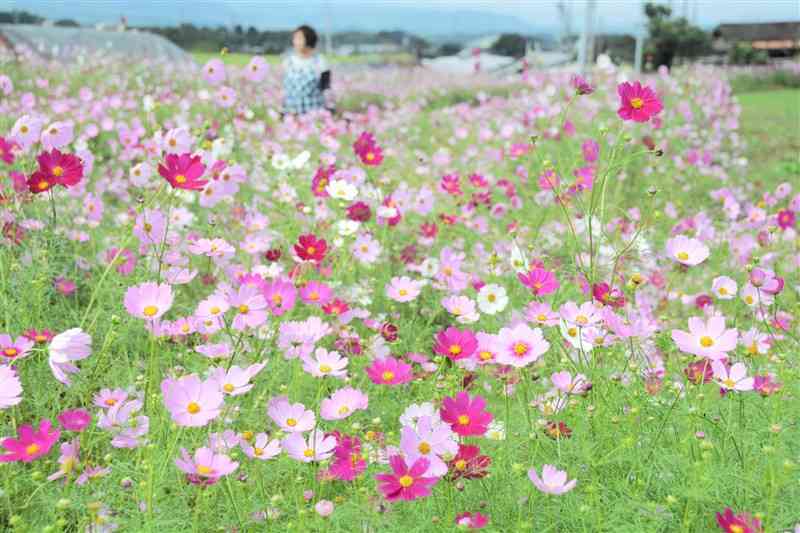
736;89;800;186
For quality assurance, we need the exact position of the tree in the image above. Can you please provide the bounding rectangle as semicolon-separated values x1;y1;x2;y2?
490;34;527;58
644;2;710;69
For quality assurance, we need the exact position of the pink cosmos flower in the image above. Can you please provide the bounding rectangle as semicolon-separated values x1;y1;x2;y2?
560;301;602;327
440;391;493;437
455;512;490;529
474;332;499;365
0;419;60;463
365;356;413;386
550;371;591;395
94;388;128;409
48;328;92;386
525;302;560;327
97;399;149;449
617;81;663;122
124;282;174;320
161;375;224;427
666;235;710;266
671;316;738;360
47;438;80;481
433;326;478;361
712;361;754;392
228;284;268;330
282;430;337;462
375;455;438;502
40;121;74;149
245;56;269;82
328;434;367;481
320;387;369;421
753;374;782;397
386;276;424;303
202;58;226;84
187;238;235;258
711;276;737;300
57;409;91;432
299;280;333;306
495;323;549;368
528;464;577;495
302;348;348;378
268;397;316;432
211;363;265;396
0;334;35;361
262;277;297;316
162;127;192;154
400;415;459;477
175;446;238;485
0;366;22;409
240;433;281;461
518;267;559;296
105;248;137;276
315;500;334;517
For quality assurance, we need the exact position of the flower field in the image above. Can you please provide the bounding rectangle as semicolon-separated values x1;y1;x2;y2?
0;55;798;532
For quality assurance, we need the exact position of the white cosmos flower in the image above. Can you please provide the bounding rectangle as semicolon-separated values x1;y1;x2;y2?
326;179;358;201
290;151;310;170
271;153;290;170
377;206;397;219
337;219;360;236
477;283;509;315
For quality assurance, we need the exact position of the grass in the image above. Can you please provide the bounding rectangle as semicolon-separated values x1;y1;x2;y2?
192;50;416;67
737;89;800;186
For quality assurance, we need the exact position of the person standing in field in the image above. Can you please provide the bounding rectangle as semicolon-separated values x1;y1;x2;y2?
282;25;332;115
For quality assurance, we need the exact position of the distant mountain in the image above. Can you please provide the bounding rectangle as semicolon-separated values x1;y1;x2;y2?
19;1;554;38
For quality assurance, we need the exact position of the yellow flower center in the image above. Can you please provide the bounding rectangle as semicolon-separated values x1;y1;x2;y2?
272;294;283;306
307;246;316;255
576;315;588;325
718;287;728;295
381;371;395;382
38;180;50;190
567;327;578;337
487;293;496;302
479;351;493;361
196;465;213;475
338;406;350;415
3;348;18;357
366;152;375;161
242;431;254;441
457;415;470;426
677;251;689;261
303;448;314;458
187;402;201;414
143;223;153;232
730;526;744;533
455;459;467;470
513;342;528;356
723;378;736;389
398;289;408;296
34;334;46;343
238;304;249;314
104;398;117;406
398;474;413;487
418;442;431;454
747;343;758;355
169;139;177;147
630;97;644;109
210;306;221;315
223;383;234;393
25;443;40;456
319;364;332;374
449;344;462;356
175;174;187;184
20;125;29;133
286;418;297;427
699;336;714;348
537;313;547;322
52;166;64;177
181;324;190;333
309;291;319;301
143;305;158;317
745;296;754;304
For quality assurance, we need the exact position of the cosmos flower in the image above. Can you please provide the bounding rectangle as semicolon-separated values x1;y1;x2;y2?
302;348;348;378
0;366;23;409
161;375;224;427
0;419;60;463
124;282;174;320
666;235;710;266
375;455;438;501
240;433;281;461
320;387;368;421
175;447;238;485
617;81;663;122
400;415;458;477
386;276;424;303
158;152;207;190
268;397;316;432
57;409;91;432
528;464;577;495
282;430;337;462
294;234;328;263
671;316;738;360
495;323;549;368
365;356;413;386
455;512;489;529
518;267;559;296
433;327;478;361
715;507;762;533
712;361;754;392
0;334;35;361
440;391;493;437
48;328;92;386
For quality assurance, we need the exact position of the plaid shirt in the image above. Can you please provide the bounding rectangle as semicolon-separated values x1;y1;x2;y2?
282;53;327;115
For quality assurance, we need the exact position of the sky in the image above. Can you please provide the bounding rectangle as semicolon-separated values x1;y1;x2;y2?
6;0;800;36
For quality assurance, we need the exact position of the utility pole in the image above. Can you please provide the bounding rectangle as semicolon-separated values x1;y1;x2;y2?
578;0;596;73
635;0;646;73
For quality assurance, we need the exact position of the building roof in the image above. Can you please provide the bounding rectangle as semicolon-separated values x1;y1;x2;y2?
714;22;800;42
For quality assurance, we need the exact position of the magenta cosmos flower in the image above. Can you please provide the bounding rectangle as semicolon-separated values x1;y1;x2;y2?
528;464;577;495
455;512;490;529
0;419;60;463
375;455;438;502
518;267;559;296
124;282;174;320
433;326;478;361
365;356;413;386
716;507;762;533
175;446;238;485
161;374;224;427
57;409;91;432
671;316;738;360
158;152;207;191
440;391;493;437
495;323;550;368
666;235;710;266
617;81;663;123
0;366;22;409
48;328;92;386
320;387;369;421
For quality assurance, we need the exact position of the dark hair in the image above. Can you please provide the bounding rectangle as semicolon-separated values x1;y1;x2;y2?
294;25;318;49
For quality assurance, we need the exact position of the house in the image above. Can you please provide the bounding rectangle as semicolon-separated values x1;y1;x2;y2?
713;22;800;57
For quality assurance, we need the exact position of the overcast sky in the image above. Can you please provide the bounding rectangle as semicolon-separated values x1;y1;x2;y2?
8;0;800;34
